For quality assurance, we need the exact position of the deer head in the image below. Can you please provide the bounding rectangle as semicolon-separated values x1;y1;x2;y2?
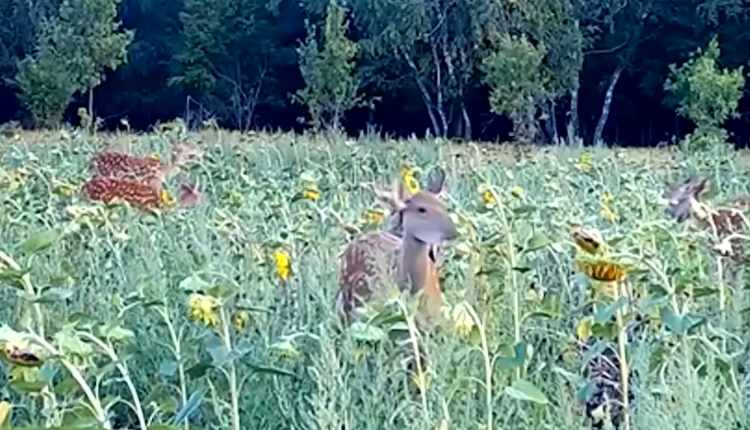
665;175;709;223
177;176;203;208
170;141;203;169
373;170;449;265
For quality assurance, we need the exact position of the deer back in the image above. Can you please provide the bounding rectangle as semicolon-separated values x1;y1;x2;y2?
82;177;164;210
337;230;402;321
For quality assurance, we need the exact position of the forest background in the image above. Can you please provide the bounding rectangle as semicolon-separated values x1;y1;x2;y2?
2;0;750;146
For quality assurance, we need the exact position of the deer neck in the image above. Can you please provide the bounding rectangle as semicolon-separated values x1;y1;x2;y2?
399;232;444;330
399;233;438;295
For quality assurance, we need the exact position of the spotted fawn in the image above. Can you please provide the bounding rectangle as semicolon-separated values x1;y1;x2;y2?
89;141;203;186
82;175;202;211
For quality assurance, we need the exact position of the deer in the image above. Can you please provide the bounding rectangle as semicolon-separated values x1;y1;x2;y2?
82;174;202;211
335;168;459;332
665;174;750;289
89;141;203;187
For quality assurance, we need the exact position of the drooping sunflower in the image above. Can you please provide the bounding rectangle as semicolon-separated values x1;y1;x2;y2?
575;258;627;283
570;224;605;255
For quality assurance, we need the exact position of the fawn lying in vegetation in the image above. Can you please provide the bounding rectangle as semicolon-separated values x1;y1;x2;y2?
82;175;202;211
84;141;203;211
336;169;458;330
89;141;203;186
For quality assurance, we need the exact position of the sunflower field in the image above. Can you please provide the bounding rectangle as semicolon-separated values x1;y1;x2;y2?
0;124;748;430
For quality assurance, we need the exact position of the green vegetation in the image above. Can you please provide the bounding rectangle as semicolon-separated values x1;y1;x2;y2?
1;128;749;429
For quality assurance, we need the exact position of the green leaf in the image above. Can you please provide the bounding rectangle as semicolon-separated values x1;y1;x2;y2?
504;379;549;405
102;324;135;343
0;267;31;290
185;362;212;379
348;322;387;342
33;288;74;304
660;307;686;335
20;230;58;254
593;297;628;325
497;341;527;371
576;381;595;403
159;360;179;378
54;327;94;357
512;205;537;217
245;363;297;378
204;336;229;367
171;390;204;426
0;401;11;429
524;233;550;253
692;287;718;298
178;275;210;293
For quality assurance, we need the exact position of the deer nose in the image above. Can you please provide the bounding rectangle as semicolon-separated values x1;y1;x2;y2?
444;222;459;241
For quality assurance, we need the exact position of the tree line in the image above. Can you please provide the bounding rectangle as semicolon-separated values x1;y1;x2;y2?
0;0;748;146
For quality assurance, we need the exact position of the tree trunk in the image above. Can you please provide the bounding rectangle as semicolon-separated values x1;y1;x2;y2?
429;43;448;137
461;102;472;141
88;89;94;132
548;100;559;144
403;51;442;137
567;85;579;143
593;64;624;145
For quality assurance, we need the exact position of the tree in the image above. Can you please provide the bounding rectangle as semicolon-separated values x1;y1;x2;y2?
351;0;475;138
589;0;654;145
664;36;745;149
54;0;134;121
171;0;301;129
294;2;361;131
16;36;77;127
15;0;133;127
482;34;548;143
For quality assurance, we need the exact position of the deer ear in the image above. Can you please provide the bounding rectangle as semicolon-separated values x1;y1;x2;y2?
695;176;709;195
396;177;411;202
426;167;446;196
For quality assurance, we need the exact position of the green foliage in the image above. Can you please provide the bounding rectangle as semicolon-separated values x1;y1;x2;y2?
170;0;299;129
294;3;362;131
170;0;231;92
53;0;134;92
14;0;133;126
664;36;745;149
481;34;548;143
16;52;77;127
2;129;749;429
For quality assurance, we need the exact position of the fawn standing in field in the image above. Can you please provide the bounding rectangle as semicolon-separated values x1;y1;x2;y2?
89;141;203;186
336;168;459;331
